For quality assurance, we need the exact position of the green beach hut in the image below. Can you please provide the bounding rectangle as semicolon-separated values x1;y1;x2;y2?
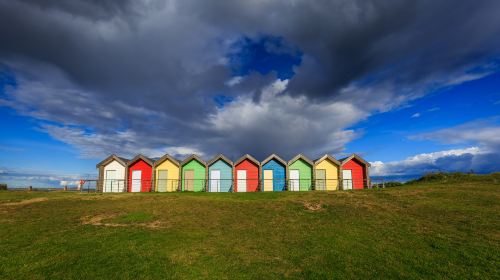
180;154;207;192
287;154;314;191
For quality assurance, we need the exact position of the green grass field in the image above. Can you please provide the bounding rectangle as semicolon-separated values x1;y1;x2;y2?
1;174;499;279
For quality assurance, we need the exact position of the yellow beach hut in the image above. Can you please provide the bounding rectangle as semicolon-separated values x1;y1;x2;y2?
153;154;180;192
313;154;341;191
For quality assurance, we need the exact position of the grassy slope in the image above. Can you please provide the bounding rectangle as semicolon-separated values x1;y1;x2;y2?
0;174;499;279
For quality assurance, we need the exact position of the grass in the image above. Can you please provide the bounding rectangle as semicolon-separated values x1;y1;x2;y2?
106;212;157;224
0;174;499;279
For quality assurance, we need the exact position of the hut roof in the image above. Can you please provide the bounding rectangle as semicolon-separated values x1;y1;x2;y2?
207;154;233;167
339;154;371;167
96;154;129;168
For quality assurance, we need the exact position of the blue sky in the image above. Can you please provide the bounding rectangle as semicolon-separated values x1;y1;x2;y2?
0;1;500;187
347;70;500;161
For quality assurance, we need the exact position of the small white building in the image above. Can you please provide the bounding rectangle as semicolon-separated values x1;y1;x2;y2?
97;154;129;192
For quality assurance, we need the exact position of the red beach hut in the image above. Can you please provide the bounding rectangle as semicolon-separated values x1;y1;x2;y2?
234;154;260;192
339;154;370;190
127;154;154;192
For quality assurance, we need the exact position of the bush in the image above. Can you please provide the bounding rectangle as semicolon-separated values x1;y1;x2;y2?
0;183;7;190
372;181;404;188
406;172;500;185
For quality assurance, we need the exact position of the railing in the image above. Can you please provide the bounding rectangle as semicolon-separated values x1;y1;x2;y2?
261;178;287;191
102;179;126;193
341;179;370;190
77;178;373;193
155;179;180;192
313;179;340;191
129;179;153;192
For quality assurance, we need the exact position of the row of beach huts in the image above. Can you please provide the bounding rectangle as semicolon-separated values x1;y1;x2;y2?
96;153;371;193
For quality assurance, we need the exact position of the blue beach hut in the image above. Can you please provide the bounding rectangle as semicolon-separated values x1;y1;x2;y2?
207;154;234;192
261;154;287;192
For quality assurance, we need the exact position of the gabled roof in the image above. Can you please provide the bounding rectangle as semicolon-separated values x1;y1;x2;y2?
127;154;154;167
288;154;314;166
234;154;260;166
314;154;341;166
153;154;180;167
339;154;371;167
207;154;233;167
96;154;128;168
261;154;287;167
181;154;207;166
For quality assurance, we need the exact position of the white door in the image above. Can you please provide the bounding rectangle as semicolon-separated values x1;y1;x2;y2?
237;170;247;192
104;170;116;192
342;170;353;190
210;170;221;192
290;170;300;191
131;170;142;192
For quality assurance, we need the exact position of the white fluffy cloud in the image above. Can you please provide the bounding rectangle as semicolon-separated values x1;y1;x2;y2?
208;79;364;158
0;167;86;188
370;147;482;176
371;120;500;176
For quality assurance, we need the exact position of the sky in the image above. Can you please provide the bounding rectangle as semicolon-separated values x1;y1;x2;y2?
0;0;499;187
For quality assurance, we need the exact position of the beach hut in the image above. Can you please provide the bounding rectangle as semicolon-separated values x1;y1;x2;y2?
96;154;128;192
261;154;287;192
313;154;341;191
207;154;233;192
234;154;260;192
127;154;154;192
180;155;207;192
339;154;371;190
288;154;314;191
153;154;180;192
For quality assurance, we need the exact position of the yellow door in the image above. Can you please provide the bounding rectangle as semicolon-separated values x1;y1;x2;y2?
263;170;273;191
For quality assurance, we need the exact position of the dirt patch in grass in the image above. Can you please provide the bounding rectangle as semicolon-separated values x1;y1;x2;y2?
75;194;130;201
1;197;49;206
81;213;165;229
302;201;326;212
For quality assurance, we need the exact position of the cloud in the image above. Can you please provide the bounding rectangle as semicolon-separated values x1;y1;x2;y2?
372;120;500;176
0;0;500;162
411;113;421;118
411;119;500;151
0;167;89;188
370;147;483;176
207;79;363;159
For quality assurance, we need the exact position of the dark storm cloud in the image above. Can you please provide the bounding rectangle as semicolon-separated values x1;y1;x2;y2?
16;0;140;19
183;0;500;97
1;0;500;162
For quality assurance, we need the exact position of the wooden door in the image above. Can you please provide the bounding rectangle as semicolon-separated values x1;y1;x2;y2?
210;170;220;192
263;170;273;191
237;170;247;192
105;170;116;192
157;170;168;192
315;169;326;191
342;170;353;190
131;170;142;192
184;170;194;191
290;169;300;191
